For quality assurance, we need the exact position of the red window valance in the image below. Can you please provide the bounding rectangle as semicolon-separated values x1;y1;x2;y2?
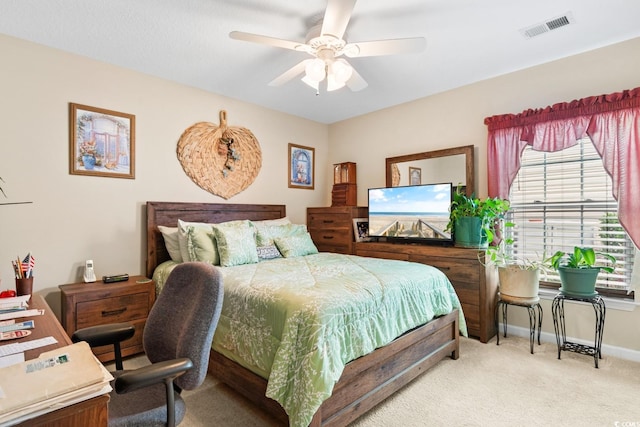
484;87;640;248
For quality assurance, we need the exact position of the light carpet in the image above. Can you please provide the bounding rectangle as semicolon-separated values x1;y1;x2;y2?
120;336;640;426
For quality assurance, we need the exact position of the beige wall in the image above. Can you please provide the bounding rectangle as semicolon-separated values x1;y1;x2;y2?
1;31;639;357
0;34;328;313
329;37;640;357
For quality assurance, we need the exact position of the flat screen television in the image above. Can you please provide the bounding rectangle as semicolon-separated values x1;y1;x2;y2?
367;182;454;245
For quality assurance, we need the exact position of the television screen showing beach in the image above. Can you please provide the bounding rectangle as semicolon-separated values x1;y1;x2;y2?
368;183;452;240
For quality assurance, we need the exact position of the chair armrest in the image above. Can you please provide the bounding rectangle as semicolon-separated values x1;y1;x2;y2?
115;358;194;394
72;323;135;347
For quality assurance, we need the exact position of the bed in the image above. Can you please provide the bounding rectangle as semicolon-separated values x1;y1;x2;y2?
146;201;465;427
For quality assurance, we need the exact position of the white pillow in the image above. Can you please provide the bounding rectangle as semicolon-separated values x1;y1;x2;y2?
251;217;291;227
157;226;182;262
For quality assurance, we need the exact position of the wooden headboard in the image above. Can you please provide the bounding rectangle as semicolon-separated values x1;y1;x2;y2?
146;202;287;277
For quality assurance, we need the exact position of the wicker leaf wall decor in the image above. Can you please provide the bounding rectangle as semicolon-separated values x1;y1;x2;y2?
177;110;262;199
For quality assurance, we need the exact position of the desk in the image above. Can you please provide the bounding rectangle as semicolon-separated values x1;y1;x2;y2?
11;294;109;426
551;293;606;368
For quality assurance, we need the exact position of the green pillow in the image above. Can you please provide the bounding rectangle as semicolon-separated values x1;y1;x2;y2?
185;225;219;265
274;233;319;258
213;220;259;267
255;223;307;247
178;219;215;263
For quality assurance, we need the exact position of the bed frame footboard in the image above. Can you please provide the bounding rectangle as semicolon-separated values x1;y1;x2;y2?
209;309;460;427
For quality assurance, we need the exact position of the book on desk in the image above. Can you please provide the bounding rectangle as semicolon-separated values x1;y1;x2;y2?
0;294;113;426
0;341;113;425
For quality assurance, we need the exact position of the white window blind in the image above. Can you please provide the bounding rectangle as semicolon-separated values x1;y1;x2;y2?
507;138;633;290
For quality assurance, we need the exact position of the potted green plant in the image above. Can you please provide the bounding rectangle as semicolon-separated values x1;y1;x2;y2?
546;246;616;298
484;220;544;303
445;188;510;248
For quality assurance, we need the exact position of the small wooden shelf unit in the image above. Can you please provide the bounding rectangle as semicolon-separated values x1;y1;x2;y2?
332;162;357;207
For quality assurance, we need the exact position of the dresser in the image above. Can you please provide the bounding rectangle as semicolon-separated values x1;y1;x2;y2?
60;276;155;363
355;242;498;343
307;206;368;254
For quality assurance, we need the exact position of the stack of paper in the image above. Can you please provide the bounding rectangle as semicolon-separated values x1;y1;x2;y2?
0;341;113;425
0;296;30;314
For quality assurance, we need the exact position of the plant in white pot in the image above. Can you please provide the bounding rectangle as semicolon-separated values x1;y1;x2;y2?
485;220;544;304
547;246;616;298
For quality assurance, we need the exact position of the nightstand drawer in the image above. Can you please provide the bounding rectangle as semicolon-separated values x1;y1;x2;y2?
77;292;150;328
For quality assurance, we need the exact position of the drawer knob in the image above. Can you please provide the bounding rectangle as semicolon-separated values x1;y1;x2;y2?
322;236;334;240
438;266;451;271
102;307;127;317
322;220;334;224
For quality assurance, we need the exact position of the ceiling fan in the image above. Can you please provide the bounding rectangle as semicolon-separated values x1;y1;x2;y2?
229;0;426;93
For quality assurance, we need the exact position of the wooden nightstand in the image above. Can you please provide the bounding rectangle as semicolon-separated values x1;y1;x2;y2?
60;275;156;363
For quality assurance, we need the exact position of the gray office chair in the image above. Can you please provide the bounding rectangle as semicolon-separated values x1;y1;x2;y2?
72;262;224;427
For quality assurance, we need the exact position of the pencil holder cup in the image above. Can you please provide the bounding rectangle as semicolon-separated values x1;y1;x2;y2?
15;277;33;296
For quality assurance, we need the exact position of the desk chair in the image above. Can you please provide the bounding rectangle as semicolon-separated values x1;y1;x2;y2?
72;262;224;427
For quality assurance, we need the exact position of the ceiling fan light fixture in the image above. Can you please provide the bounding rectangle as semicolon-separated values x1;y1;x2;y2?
331;59;353;84
326;74;346;92
305;58;326;82
301;75;320;90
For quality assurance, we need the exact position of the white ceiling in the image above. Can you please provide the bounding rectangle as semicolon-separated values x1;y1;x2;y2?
1;0;639;124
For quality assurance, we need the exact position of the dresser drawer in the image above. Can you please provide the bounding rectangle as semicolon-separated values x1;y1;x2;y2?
357;248;409;261
76;292;150;328
308;213;353;230
309;228;351;246
410;255;480;283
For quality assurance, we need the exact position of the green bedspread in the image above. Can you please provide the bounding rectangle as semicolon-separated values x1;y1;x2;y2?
153;253;465;426
206;253;466;427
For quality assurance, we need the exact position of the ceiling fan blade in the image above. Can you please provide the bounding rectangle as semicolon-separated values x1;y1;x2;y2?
344;37;426;57
321;0;357;39
229;31;304;51
346;67;368;92
268;60;311;86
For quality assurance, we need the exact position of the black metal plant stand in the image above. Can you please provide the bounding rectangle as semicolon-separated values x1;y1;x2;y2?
551;293;606;368
495;295;543;354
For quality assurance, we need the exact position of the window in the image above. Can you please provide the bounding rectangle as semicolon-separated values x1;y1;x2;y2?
506;138;634;294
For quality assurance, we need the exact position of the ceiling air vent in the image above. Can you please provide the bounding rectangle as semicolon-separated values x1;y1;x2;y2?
520;12;575;39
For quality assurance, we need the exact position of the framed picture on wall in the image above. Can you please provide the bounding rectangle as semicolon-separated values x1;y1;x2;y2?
288;143;315;189
69;103;135;179
409;167;421;185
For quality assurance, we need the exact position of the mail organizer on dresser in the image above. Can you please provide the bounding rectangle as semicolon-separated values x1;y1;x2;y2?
60;276;156;363
307;206;368;255
355;242;498;343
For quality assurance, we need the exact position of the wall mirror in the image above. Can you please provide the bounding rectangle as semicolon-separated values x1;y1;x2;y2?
385;145;475;196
